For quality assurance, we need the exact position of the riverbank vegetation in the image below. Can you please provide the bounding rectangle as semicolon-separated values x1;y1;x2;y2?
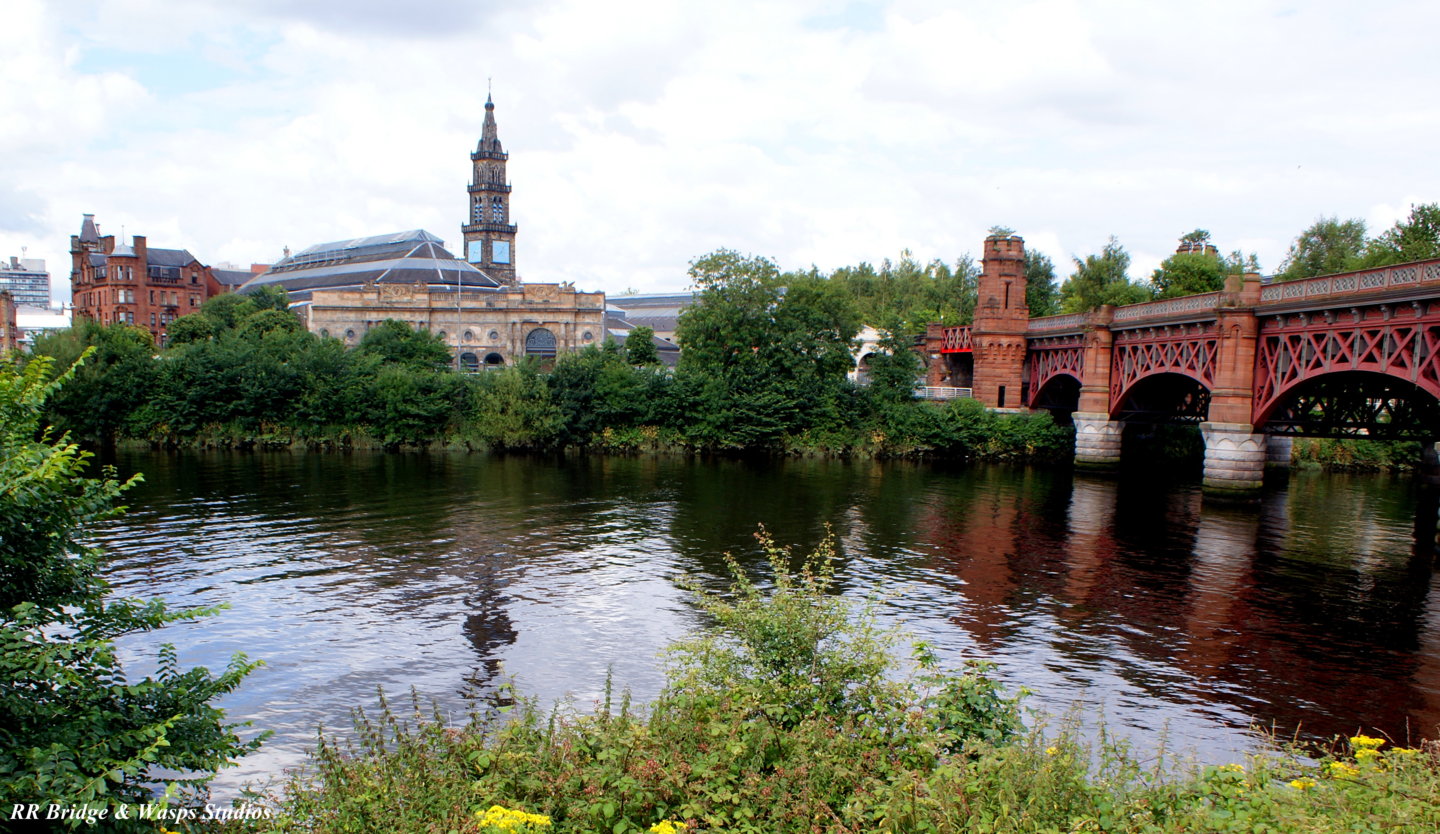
0;355;263;816
28;255;1072;462
237;532;1440;834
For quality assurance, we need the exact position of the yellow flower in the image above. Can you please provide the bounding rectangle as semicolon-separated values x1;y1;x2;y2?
1289;777;1317;790
476;805;552;831
1327;761;1360;779
650;822;689;834
1355;748;1381;762
1391;747;1421;756
1349;734;1385;750
1218;763;1244;773
1045;746;1059;756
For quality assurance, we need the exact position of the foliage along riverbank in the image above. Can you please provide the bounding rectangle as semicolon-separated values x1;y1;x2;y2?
30;277;1073;464
230;534;1440;834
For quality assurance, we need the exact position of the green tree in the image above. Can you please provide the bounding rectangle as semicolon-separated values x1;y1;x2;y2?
864;329;922;403
1024;250;1060;317
1363;203;1440;266
1277;217;1368;281
0;354;262;810
624;325;660;366
470;364;563;449
356;320;453;369
1059;237;1152;313
676;251;860;447
31;321;157;443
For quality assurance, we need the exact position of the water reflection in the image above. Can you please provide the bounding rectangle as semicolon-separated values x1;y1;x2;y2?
95;451;1440;797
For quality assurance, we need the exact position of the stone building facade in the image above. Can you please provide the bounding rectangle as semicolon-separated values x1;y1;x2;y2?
308;280;605;370
69;214;227;344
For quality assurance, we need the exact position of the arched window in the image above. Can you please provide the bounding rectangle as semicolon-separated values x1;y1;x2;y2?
436;331;447;342
524;327;557;357
488;330;500;342
320;329;330;338
484;352;505;366
460;352;479;373
473;199;483;223
491;196;505;222
345;329;356;342
463;330;475;342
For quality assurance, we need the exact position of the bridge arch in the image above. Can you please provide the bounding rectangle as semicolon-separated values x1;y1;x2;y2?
1255;370;1440;439
1029;372;1081;414
1112;371;1212;423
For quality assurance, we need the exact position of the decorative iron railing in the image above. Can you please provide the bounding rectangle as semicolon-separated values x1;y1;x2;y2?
1259;259;1440;304
1111;292;1220;323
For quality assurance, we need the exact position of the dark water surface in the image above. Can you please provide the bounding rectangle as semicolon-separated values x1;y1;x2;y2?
96;451;1440;797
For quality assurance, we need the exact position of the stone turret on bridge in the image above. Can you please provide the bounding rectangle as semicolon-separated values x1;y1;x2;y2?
922;234;1440;499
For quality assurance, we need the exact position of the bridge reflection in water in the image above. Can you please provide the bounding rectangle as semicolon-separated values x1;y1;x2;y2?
96;451;1440;795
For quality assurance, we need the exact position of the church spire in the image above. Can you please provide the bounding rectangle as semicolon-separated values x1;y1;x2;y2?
477;92;503;155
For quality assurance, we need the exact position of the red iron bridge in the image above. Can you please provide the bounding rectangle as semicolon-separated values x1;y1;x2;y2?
922;234;1440;496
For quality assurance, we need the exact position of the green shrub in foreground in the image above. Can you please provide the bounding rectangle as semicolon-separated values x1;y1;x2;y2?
242;531;1440;833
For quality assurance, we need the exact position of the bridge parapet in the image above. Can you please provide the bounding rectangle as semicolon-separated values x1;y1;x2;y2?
1258;259;1440;306
1111;292;1220;326
1026;312;1088;334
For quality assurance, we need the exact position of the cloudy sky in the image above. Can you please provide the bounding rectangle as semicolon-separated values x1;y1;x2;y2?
4;0;1438;307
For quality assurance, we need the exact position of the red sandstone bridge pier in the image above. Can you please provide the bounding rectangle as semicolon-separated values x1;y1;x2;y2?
922;234;1440;496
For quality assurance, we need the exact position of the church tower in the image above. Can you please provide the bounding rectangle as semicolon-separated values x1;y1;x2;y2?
462;93;518;287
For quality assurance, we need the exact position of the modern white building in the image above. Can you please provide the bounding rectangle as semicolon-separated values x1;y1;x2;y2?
0;256;51;308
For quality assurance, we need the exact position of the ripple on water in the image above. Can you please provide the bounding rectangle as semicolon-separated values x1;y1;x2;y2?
93;452;1440;798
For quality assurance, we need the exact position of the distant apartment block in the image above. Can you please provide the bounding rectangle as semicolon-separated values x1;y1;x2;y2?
0;255;51;308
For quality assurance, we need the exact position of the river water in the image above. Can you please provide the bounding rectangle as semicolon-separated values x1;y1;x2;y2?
95;450;1440;797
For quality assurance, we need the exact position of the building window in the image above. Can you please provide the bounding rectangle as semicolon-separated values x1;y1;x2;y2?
437;331;447;342
460;352;479;373
473;199;484;223
320;329;329;338
345;329;356;342
524;327;557;357
582;331;593;342
464;330;475;342
491;196;504;222
488;330;499;341
484;352;504;366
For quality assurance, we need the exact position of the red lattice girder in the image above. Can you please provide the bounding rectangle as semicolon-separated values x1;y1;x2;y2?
1252;305;1440;424
1024;336;1085;406
1109;327;1217;413
938;326;972;353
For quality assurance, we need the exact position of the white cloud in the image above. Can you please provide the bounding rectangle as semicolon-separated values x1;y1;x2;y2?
5;0;1440;308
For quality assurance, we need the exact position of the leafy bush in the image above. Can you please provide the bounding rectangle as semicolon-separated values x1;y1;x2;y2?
246;530;1024;833
0;354;263;816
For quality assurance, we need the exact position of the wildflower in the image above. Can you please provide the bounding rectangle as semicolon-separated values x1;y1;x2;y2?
1045;746;1059;756
1390;747;1421;757
650;822;689;834
1355;748;1381;762
1327;761;1360;779
1218;763;1244;773
476;804;552;831
1289;777;1317;790
1349;734;1385;750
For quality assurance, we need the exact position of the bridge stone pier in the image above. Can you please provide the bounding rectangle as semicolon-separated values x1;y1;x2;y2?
923;234;1440;498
